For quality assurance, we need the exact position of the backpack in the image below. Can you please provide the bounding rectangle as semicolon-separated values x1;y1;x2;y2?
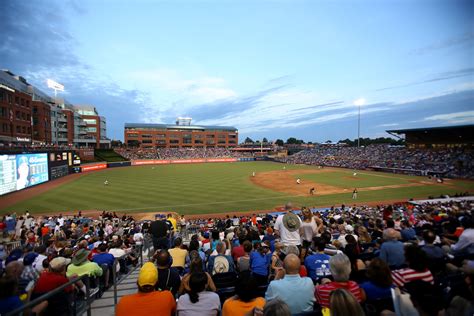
212;255;230;275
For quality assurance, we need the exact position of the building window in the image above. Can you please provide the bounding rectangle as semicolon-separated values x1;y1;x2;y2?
194;140;204;144
218;140;226;144
0;107;6;117
83;119;97;124
7;94;12;104
87;127;97;132
22;126;26;133
33;106;38;114
15;96;19;105
183;138;192;144
206;134;215;138
16;126;20;133
127;134;138;138
170;139;179;144
156;140;166;145
0;91;4;101
217;134;226;139
156;134;166;138
142;140;152;144
141;134;153;138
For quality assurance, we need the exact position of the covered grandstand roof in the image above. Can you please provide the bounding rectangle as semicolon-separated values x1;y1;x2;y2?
124;123;237;131
386;124;474;134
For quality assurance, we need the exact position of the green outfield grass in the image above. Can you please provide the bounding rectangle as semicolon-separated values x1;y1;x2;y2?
1;162;473;215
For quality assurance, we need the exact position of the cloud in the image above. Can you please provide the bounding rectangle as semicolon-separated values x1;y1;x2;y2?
375;67;474;91
378;123;399;127
424;110;474;124
410;32;474;55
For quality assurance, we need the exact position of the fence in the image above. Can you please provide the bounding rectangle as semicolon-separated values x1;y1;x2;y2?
5;245;145;316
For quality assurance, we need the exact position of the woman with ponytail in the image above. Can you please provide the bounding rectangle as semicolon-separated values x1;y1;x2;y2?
177;272;221;316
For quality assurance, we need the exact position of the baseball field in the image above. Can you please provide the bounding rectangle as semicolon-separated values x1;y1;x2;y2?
1;161;473;216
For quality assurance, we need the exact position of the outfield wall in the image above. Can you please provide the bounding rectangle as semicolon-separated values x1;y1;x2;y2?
79;157;256;172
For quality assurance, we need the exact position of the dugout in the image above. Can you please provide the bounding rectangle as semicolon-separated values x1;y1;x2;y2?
387;124;474;149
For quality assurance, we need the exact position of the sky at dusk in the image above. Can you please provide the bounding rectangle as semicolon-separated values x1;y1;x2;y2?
1;0;473;142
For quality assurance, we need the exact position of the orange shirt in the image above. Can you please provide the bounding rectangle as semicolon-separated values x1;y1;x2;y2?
41;227;49;237
116;290;176;316
222;297;265;316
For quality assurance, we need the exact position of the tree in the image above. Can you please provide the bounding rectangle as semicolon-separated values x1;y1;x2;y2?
111;140;123;148
262;137;268;143
244;137;254;143
275;139;284;146
286;137;299;144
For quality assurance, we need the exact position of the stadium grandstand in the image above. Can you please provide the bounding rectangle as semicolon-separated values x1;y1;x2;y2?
0;198;473;315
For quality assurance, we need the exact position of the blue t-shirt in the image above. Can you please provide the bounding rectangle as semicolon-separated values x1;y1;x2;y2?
360;281;393;300
250;251;272;276
6;219;16;231
304;253;331;282
0;296;23;314
92;253;115;268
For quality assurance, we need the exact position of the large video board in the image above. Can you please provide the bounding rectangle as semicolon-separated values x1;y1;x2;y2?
0;153;49;195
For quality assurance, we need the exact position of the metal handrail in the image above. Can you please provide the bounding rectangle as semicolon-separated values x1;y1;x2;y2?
5;275;90;316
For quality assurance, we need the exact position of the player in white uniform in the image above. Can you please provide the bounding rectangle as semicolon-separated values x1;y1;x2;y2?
104;180;109;186
296;178;301;184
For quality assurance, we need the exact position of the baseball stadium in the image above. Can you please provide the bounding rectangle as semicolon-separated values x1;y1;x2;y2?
2;2;474;316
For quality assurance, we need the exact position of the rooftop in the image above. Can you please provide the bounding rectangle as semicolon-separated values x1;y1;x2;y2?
387;124;474;134
125;123;237;131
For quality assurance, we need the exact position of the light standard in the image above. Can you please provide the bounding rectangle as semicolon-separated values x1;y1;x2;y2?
353;98;366;148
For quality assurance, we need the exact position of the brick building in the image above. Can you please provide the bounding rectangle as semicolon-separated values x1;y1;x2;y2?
124;119;238;148
0;70;110;148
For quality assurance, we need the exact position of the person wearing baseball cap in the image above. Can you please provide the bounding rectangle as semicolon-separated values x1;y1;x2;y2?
116;262;176;316
33;257;75;315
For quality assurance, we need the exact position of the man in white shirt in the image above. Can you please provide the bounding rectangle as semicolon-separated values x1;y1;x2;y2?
274;203;302;246
337;225;359;248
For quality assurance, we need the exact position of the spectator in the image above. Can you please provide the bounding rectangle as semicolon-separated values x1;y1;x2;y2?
207;242;235;275
314;253;365;308
400;220;416;242
265;254;314;314
405;280;444;316
179;251;216;295
420;230;445;260
447;215;474;256
33;256;76;315
21;252;40;283
392;245;434;289
250;242;272;285
379;228;405;269
222;271;265;316
169;237;189;271
154;249;181;296
92;243;115;269
237;240;252;272
262;299;291;316
360;258;394;301
274;203;302;246
329;288;365;316
337;224;358;248
231;234;246;262
0;275;23;315
116;262;176;316
66;249;103;278
304;237;331;284
150;219;171;251
177;272;221;316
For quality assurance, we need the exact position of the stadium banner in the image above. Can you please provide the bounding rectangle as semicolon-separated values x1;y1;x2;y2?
81;163;107;172
131;157;238;166
206;158;238;163
0;153;49;196
238;157;256;162
108;161;132;168
131;160;170;165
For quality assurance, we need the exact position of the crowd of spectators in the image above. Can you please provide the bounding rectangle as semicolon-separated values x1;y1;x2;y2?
276;145;474;179
115;148;254;160
1;199;473;315
0;211;143;315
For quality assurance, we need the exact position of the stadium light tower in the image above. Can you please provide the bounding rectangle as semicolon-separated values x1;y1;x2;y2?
353;98;366;147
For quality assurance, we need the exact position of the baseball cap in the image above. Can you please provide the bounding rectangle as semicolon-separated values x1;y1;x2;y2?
138;262;158;287
23;252;39;266
50;257;71;270
345;225;354;233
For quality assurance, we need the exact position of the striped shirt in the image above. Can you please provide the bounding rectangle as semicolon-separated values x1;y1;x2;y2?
391;268;434;288
315;281;363;308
